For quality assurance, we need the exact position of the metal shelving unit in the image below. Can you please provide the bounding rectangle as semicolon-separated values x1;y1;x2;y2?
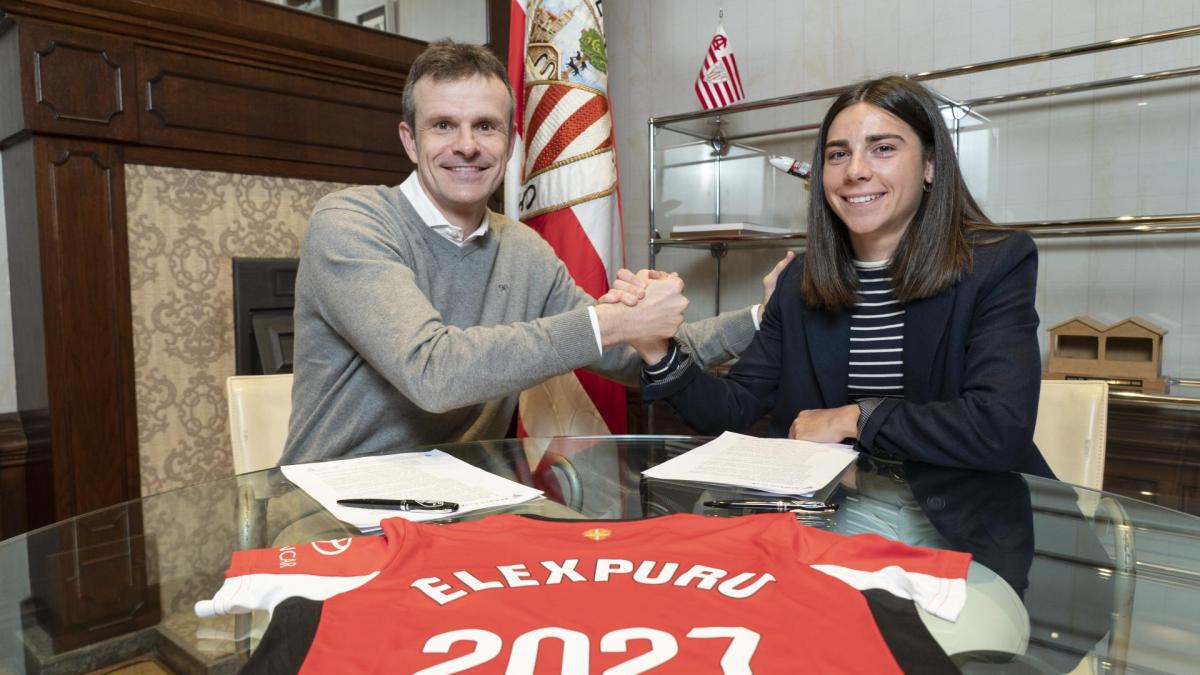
652;24;1200;309
644;25;1200;401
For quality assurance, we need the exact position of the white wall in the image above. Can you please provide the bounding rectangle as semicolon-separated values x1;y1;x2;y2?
0;158;15;413
606;0;1200;383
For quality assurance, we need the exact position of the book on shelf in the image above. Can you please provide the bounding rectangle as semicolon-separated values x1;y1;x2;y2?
668;223;795;238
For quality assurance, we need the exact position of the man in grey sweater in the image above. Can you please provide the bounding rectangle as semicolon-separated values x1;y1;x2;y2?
281;41;762;464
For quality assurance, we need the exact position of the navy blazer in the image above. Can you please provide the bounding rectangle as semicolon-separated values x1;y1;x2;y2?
644;231;1054;478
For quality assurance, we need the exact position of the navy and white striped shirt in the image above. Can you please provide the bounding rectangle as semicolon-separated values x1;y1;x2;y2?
848;260;905;403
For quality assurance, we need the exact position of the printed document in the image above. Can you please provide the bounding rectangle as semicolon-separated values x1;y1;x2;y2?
642;431;857;495
282;450;543;531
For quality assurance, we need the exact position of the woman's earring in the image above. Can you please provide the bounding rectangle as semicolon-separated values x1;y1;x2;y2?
922;181;932;193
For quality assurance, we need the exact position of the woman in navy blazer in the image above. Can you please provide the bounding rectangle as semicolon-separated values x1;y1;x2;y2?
637;76;1054;478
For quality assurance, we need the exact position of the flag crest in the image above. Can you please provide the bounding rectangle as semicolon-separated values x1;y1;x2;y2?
695;25;745;110
514;0;618;227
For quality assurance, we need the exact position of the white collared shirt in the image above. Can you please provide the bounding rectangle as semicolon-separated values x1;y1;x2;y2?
399;173;489;247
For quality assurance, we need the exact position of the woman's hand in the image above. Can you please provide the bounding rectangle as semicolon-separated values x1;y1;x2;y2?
788;404;859;443
762;251;795;306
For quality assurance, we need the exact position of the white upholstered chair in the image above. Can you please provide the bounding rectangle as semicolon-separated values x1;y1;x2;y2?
226;373;293;649
1030;380;1135;674
1032;380;1109;491
226;373;350;649
228;374;347;556
226;374;294;475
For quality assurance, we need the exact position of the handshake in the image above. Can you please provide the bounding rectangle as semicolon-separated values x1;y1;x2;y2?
592;268;689;364
593;251;795;364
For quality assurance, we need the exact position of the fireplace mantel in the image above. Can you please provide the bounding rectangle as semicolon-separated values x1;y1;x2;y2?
0;0;509;537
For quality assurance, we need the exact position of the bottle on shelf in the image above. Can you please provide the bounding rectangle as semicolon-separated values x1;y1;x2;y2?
768;154;812;180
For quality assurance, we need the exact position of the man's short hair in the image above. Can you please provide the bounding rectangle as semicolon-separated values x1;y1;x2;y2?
401;40;515;131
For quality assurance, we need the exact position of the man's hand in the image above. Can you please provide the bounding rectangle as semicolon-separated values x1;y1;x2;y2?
597;268;678;306
762;251;796;307
597;271;680;362
788;404;859;443
596;286;642;307
595;276;688;359
596;269;645;306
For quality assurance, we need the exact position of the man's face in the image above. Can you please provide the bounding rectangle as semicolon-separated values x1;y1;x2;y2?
398;74;514;230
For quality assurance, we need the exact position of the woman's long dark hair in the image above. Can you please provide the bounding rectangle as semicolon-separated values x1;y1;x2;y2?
801;75;996;311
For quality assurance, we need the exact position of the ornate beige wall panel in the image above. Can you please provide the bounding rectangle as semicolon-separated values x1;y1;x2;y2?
126;164;351;495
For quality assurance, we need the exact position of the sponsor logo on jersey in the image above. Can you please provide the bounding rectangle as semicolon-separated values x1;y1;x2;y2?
279;545;298;568
582;527;611;542
311;538;352;556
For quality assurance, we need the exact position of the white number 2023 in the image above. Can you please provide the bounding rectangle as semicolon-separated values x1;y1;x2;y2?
413;625;761;675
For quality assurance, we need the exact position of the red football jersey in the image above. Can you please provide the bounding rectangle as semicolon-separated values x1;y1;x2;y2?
198;513;968;673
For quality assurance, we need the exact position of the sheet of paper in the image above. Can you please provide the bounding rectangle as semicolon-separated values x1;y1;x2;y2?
642;431;857;495
281;450;543;530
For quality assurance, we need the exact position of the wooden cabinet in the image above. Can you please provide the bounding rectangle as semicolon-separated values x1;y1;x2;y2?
1105;398;1200;515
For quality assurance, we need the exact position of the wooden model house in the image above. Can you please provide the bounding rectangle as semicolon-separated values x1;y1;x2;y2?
1046;315;1168;393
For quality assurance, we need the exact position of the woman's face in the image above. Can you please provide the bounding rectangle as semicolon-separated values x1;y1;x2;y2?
822;102;933;261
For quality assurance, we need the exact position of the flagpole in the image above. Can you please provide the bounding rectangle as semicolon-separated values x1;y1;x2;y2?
714;118;721;224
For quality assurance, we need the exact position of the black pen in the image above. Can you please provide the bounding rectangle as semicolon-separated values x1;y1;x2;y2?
704;499;837;513
336;498;459;513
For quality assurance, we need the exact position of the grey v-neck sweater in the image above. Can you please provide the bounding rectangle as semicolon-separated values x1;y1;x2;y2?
282;185;755;464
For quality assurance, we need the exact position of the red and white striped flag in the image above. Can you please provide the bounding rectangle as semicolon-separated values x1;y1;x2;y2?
695;24;745;110
506;0;627;437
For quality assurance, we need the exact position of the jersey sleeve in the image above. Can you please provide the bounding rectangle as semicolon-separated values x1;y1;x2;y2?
195;532;393;618
794;523;972;621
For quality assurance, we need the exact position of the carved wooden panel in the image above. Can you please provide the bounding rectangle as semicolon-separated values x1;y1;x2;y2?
16;19;137;140
139;46;411;172
35;137;139;518
30;504;159;652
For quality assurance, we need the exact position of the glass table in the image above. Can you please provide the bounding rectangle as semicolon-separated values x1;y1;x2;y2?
1;436;1197;674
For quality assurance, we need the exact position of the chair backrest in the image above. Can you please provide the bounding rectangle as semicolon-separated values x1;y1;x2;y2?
226;374;294;474
1032;380;1109;490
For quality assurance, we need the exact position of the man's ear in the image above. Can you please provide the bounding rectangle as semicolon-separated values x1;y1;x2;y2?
502;120;518;163
398;121;418;163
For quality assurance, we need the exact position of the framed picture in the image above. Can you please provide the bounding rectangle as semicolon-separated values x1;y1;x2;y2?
285;0;339;19
356;2;397;33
